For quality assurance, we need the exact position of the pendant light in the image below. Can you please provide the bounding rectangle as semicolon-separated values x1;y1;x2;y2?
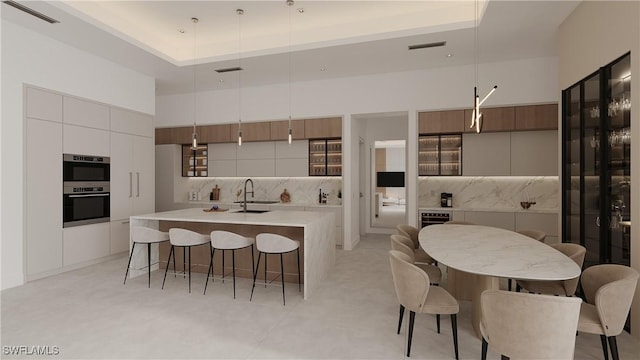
237;8;244;147
190;17;199;149
287;0;294;144
469;0;497;133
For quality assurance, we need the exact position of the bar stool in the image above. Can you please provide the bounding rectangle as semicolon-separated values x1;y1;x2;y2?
250;233;301;305
204;230;255;298
162;228;209;293
123;226;170;288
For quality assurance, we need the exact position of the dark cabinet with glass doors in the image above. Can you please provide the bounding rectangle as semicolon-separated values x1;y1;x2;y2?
562;52;631;270
309;139;342;176
418;134;461;176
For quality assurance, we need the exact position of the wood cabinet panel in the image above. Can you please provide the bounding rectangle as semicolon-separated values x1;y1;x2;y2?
230;122;271;142
270;119;305;140
515;104;558;130
464;106;515;133
304;117;342;138
154;126;194;145
199;124;231;143
418;110;465;134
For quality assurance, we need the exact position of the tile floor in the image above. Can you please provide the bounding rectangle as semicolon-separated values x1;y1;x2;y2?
2;234;639;359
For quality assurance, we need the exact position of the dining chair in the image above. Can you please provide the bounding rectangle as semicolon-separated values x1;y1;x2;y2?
480;289;581;360
516;243;586;296
389;250;459;359
390;235;442;285
396;224;435;265
577;264;639;360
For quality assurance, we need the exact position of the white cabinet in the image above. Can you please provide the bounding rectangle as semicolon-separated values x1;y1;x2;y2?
462;132;511;175
275;140;308;177
110;107;153;137
306;206;343;246
237;159;275;177
515;212;559;244
463;211;515;231
26;87;62;122
63;97;109;130
63;124;110;156
63;223;110;266
25;118;63;276
110;220;131;255
237;142;276;177
510;130;558;176
208;143;237;177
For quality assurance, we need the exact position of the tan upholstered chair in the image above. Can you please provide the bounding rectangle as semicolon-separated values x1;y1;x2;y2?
396;224;435;264
389;250;459;359
480;289;582;360
516;243;586;296
577;264;639;360
508;229;547;290
390;235;442;285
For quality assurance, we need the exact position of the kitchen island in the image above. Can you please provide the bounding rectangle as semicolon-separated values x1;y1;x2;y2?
128;208;336;299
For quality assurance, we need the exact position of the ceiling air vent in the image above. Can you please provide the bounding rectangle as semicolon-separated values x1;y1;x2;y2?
2;1;60;23
215;67;243;74
408;41;446;51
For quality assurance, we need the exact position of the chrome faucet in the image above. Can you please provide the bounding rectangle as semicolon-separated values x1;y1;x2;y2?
243;178;254;212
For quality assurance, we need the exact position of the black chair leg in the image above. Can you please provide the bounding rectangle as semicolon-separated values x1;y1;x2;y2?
183;248;186;279
397;305;405;335
188;246;192;293
147;243;152;288
280;253;286;305
162;245;174;289
508;279;512;291
481;338;488;360
264;254;268;288
407;311;416;357
296;248;301;292
221;250;225;283
516;283;521;292
600;335;609;360
232;250;237;299
251;245;255;282
501;355;510;360
451;314;458;360
123;242;136;285
436;314;441;334
608;336;619;360
204;247;215;295
250;252;262;301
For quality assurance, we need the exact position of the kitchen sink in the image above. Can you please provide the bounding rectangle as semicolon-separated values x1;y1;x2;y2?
231;209;271;214
233;200;280;204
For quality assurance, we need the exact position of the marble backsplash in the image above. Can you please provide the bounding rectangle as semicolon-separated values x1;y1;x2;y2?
418;176;559;210
179;177;343;205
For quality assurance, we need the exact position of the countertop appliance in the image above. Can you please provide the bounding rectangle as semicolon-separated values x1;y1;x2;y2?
63;182;110;228
440;192;452;207
63;154;110;182
419;210;451;228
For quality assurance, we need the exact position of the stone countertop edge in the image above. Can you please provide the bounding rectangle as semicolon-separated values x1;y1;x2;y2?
418;207;559;214
180;201;343;209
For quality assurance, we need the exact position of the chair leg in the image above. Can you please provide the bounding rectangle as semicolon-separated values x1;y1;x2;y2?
251;245;256;282
250;252;262;302
451;314;459;360
162;245;174;289
481;338;488;360
280;253;286;305
508;279;512;291
407;311;416;357
221;250;225;283
501;356;510;360
123;242;136;285
188;246;192;293
204;247;215;295
264;253;268;288
147;243;152;288
516;283;521;292
599;335;609;360
436;314;441;334
296;248;301;292
397;305;405;335
608;336;619;360
232;249;237;299
183;248;186;279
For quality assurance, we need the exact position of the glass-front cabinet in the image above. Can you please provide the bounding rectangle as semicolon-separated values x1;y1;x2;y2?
562;52;631;269
182;144;208;177
418;134;461;176
309;139;342;176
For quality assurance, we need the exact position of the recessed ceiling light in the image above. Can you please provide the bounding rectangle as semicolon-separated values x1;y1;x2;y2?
297;8;304;13
320;68;327;72
219;79;225;83
446;54;453;58
178;29;185;34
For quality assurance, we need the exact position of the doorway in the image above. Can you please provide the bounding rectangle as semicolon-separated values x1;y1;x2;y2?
371;140;406;228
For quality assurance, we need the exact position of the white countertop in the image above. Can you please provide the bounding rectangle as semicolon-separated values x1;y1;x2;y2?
179;201;342;209
418;207;558;214
132;208;334;227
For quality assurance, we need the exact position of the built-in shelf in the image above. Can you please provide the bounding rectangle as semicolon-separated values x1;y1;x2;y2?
309;139;342;176
182;144;208;177
418;134;461;176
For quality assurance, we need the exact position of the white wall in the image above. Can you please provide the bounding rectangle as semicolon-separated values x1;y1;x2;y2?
557;1;640;339
1;20;155;290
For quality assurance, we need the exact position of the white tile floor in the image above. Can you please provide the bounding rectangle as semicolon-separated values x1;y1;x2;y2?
2;234;639;359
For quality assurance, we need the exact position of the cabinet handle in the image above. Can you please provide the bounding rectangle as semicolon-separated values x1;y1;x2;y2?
136;172;140;197
596;216;600;227
129;172;133;198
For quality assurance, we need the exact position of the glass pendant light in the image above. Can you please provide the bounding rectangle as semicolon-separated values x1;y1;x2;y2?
190;17;199;149
469;0;497;134
237;9;244;147
287;0;294;144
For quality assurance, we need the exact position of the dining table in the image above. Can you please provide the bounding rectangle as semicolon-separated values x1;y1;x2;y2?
418;224;582;337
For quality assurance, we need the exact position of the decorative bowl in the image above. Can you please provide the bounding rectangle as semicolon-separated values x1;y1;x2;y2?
520;201;536;209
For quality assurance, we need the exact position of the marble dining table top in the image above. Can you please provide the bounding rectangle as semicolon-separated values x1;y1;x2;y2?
419;224;581;281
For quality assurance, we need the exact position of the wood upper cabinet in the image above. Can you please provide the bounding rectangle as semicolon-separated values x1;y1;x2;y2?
515;103;558;130
199;124;231;143
418;110;465;134
230;121;271;142
155;126;194;145
304;117;342;139
464;106;515;133
270;119;305;140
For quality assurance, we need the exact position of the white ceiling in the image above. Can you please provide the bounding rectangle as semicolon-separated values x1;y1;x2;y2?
2;1;580;96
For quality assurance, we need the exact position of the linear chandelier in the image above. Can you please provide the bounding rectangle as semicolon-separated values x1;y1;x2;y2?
469;0;497;133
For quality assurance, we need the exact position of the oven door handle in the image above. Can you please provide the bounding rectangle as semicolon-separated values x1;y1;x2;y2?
67;193;110;198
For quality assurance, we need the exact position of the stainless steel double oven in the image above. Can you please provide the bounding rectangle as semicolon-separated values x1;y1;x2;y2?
62;154;110;228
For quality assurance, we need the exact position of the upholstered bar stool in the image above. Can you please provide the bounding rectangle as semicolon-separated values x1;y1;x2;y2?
162;228;210;293
250;233;301;305
123;226;170;288
204;230;255;298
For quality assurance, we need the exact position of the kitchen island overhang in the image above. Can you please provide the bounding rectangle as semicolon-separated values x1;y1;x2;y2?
128;208;336;299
